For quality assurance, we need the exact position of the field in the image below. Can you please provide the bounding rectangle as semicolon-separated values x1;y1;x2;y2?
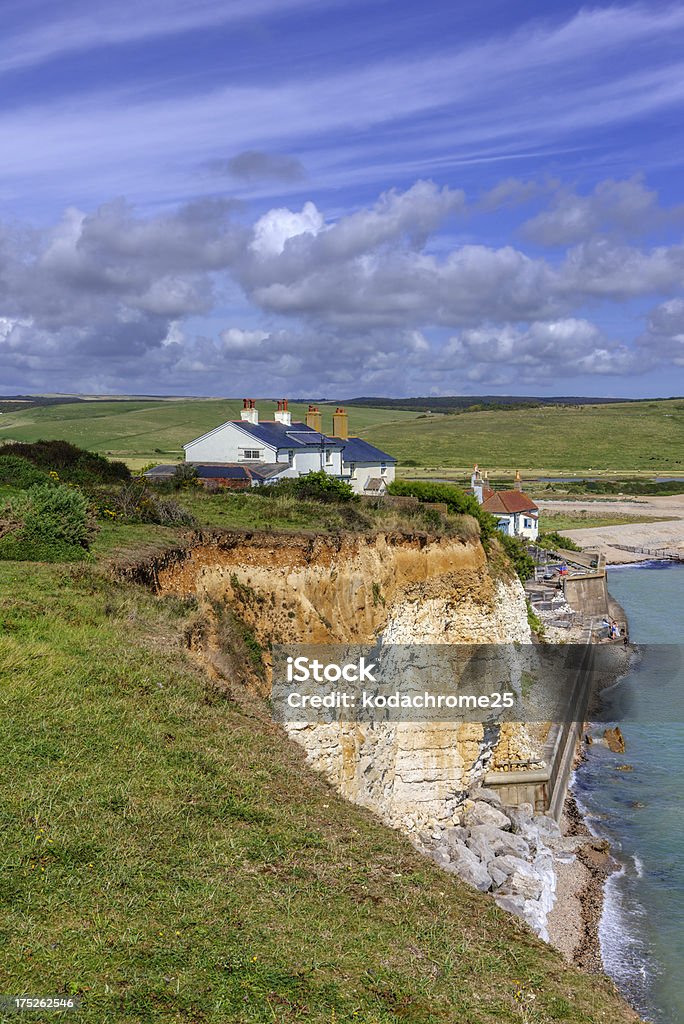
1;396;683;477
0;400;420;470
361;399;684;474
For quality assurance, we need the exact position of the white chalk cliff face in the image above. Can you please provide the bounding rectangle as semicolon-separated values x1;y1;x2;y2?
156;531;533;834
288;578;532;833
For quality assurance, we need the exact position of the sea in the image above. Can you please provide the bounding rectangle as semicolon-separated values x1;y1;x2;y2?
572;561;684;1023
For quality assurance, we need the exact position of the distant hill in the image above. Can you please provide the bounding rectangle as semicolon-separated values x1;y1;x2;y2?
341;395;672;414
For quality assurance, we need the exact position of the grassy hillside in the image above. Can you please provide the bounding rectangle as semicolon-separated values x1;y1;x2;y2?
361;399;684;473
0;400;420;469
0;559;637;1024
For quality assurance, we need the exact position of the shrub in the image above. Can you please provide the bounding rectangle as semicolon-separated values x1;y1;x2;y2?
499;534;535;582
0;440;130;485
387;479;496;540
172;463;200;490
10;482;92;547
259;471;356;504
0;455;49;489
0;482;94;561
537;531;582;553
96;480;196;526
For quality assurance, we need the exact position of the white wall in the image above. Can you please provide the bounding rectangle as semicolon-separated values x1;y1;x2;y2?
184;422;278;463
344;461;396;494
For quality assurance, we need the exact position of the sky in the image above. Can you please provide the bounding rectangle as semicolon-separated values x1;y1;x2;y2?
2;1;684;398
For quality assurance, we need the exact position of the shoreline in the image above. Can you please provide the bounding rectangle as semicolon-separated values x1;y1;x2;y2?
547;592;633;980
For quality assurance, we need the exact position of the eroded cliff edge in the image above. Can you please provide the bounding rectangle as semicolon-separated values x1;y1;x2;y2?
150;528;536;836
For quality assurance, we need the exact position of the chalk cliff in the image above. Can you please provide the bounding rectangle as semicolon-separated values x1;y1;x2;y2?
155;529;535;833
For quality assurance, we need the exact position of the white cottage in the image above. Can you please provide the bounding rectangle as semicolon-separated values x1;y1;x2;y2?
181;400;396;494
471;467;539;540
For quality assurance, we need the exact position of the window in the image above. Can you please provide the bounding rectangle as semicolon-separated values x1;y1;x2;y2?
380;462;387;475
349;463;357;478
325;449;333;465
288;449;295;465
241;449;261;460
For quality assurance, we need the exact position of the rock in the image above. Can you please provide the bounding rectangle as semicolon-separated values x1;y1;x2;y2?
464;800;511;831
469;825;530;860
430;847;451;869
447;845;492;892
604;725;626;753
489;861;508;887
531;814;561;839
441;826;468;853
504;803;534;834
489;851;536;876
467;831;495;864
469;786;503;808
615;764;633;772
522;899;549;941
501;870;543;901
494;894;526;918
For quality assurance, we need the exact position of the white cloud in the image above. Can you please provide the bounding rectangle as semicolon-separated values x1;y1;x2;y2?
250;201;324;257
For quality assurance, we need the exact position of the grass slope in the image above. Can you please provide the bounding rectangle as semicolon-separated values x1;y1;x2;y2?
0;400;419;468
362;400;684;473
0;561;636;1024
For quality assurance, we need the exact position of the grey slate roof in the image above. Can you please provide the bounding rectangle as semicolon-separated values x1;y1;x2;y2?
339;437;397;463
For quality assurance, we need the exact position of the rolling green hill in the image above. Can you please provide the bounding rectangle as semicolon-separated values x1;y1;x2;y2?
0;399;420;469
362;399;684;473
1;396;683;474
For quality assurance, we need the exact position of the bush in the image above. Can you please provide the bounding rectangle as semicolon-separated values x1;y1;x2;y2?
95;480;196;526
259;471;356;504
0;455;49;489
387;479;497;540
499;534;535;582
172;463;200;490
0;482;94;561
0;440;130;485
10;482;92;547
537;531;582;553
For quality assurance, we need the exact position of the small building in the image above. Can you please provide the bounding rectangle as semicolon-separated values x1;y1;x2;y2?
146;400;396;494
471;467;539;540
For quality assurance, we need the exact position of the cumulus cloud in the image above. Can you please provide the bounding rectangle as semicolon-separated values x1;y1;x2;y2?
523;177;671;246
1;176;684;394
250;201;324;257
638;299;684;366
441;320;642;384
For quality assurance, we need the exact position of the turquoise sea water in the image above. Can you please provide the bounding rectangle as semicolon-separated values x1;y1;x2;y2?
572;562;684;1023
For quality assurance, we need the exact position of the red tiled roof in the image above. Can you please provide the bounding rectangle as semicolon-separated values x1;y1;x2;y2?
481;489;538;514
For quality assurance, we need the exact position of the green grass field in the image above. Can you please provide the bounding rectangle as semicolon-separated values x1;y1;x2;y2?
0;560;637;1024
0;400;420;469
2;395;683;476
361;399;684;473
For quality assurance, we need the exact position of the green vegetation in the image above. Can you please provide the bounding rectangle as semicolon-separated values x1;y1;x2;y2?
0;561;637;1023
0;399;420;469
499;534;535;582
362;399;684;473
387;479;496;540
540;512;676;532
260;469;356;503
0;440;130;484
0;482;93;563
537;531;583;552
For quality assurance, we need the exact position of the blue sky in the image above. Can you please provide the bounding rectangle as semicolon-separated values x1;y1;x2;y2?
2;1;684;397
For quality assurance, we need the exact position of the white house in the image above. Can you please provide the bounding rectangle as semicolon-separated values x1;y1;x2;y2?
471;467;539;540
180;400;396;494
